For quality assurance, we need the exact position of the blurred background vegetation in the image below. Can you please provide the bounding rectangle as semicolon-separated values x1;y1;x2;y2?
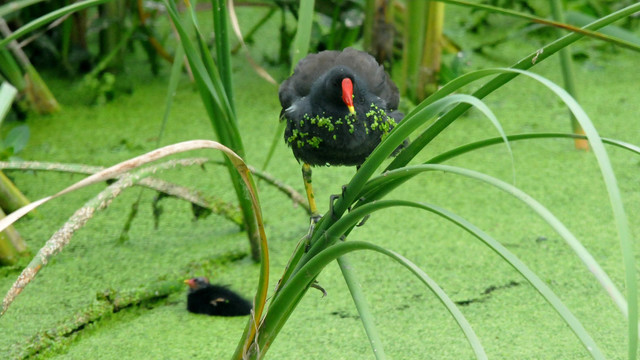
3;0;638;112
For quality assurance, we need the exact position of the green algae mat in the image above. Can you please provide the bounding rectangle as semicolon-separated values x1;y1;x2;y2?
2;7;640;360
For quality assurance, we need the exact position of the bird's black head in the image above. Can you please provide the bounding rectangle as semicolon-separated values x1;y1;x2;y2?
312;66;365;116
184;277;210;291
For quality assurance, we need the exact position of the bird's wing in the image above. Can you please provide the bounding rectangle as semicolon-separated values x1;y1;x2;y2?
279;50;342;107
210;297;228;306
291;50;343;95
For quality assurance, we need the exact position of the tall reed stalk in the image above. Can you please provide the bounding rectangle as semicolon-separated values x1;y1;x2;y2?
549;0;587;150
400;1;425;99
418;1;445;99
165;0;261;261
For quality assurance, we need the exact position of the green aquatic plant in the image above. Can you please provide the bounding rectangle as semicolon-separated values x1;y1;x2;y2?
231;3;640;359
164;0;264;261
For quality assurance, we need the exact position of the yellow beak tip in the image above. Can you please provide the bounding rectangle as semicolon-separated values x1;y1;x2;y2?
348;106;356;115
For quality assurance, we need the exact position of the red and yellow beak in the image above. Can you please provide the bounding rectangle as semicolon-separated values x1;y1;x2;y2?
341;78;356;115
184;278;195;288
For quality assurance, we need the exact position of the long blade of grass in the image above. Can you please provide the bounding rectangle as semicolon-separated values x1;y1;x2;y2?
335;86;507;360
156;42;186;145
495;70;635;358
0;141;228;233
0;0;46;19
0;158;309;225
389;2;640;169
392;66;638;356
549;0;584;149
291;0;315;69
1;158;209;315
302;93;507;265
0;140;269;324
282;94;498;296
0;49;25;89
337;255;387;360
435;0;640;52
0;82;18;125
426;133;640;165
365;164;628;337
212;0;235;116
167;0;262;264
378;68;633;209
170;0;247;158
0;0;110;50
327;200;603;358
260;240;486;359
228;0;277;85
566;11;640;47
165;0;238;146
289;94;479;280
170;1;236;150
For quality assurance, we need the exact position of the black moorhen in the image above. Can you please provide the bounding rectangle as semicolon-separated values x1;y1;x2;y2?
184;277;252;317
279;48;403;219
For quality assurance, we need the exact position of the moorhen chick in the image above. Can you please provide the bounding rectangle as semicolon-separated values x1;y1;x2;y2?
184;277;252;317
279;48;403;220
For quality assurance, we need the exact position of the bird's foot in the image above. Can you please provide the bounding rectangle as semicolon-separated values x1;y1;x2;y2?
310;213;322;224
304;214;322;252
329;194;340;220
311;281;327;297
343;185;355;212
329;185;350;219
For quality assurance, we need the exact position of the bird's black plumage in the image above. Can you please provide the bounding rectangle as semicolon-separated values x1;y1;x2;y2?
279;48;403;166
185;277;252;317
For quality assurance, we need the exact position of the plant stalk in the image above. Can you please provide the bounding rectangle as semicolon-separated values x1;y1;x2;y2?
549;0;587;150
417;1;445;100
338;255;387;359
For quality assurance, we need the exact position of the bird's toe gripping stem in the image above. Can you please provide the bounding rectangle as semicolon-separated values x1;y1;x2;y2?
329;185;349;220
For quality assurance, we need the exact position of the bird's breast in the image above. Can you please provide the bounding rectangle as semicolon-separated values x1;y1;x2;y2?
284;103;399;166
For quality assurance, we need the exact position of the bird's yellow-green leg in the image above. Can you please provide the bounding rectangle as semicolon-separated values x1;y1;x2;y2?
302;163;322;251
302;163;321;223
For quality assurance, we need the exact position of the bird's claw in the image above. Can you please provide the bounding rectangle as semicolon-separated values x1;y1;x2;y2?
329;194;340;220
304;214;322;252
310;214;322;224
329;185;350;219
311;281;327;297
